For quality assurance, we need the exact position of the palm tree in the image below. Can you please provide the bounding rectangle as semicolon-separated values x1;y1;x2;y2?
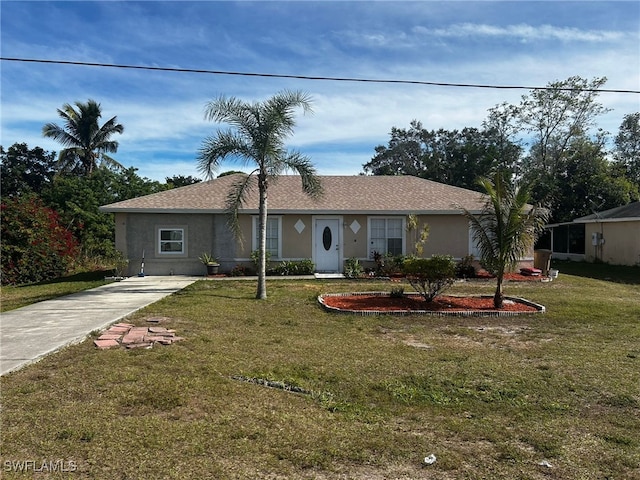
42;99;124;176
197;90;322;299
460;172;549;308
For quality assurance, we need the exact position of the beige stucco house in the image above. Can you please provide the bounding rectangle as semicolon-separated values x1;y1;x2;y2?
544;202;640;266
100;174;500;276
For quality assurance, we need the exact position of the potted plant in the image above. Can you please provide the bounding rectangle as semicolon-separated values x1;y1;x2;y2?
199;253;220;276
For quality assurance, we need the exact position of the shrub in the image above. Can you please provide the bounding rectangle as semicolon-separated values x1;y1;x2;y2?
270;259;315;276
1;195;79;285
402;255;457;302
229;264;249;276
456;255;477;278
390;286;405;298
344;258;363;279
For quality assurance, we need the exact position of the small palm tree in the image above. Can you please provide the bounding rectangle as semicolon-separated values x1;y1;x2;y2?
42;99;124;176
197;90;322;299
461;172;549;308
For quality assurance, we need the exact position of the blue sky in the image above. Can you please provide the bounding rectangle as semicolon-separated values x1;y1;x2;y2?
1;1;639;182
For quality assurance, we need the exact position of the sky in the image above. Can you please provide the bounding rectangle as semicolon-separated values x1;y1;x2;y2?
1;1;639;182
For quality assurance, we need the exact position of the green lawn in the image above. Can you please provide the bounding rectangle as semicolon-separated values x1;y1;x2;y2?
0;270;113;312
1;266;639;479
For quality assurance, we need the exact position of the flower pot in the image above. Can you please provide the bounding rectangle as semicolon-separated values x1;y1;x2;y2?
206;263;220;275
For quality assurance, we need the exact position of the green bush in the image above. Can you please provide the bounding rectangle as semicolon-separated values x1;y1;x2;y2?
270;259;315;276
455;255;477;278
344;258;363;278
1;195;79;285
402;255;457;302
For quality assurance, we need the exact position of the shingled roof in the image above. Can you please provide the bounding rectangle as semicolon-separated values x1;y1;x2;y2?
100;174;486;214
573;201;640;223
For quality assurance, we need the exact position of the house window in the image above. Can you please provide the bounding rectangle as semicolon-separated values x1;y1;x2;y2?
252;216;281;258
369;217;404;257
158;228;184;254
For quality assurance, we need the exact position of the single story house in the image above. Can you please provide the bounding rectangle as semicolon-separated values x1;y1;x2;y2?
541;201;640;266
100;174;530;276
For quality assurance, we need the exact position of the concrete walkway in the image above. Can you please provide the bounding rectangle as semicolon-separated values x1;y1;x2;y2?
0;275;199;376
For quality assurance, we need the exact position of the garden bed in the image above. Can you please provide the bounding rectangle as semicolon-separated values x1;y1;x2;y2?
319;292;545;316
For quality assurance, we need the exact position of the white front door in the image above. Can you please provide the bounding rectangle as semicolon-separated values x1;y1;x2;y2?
315;218;341;272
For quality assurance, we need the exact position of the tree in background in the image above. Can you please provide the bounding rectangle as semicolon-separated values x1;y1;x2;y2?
613;112;640;187
42;167;166;259
0;143;57;198
460;173;549;308
165;175;202;188
363;121;521;192
365;76;634;224
517;76;611;218
553;136;638;222
197;90;322;299
42;99;124;176
1;195;79;285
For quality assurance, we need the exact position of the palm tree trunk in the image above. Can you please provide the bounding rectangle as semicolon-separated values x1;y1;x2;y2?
494;274;504;308
256;174;268;300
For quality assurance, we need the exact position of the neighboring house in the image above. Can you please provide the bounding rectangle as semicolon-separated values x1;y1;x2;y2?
542;201;640;266
100;174;517;276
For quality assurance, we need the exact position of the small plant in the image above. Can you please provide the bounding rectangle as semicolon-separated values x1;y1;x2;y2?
112;251;129;278
382;254;406;276
271;259;315;276
229;264;248;276
198;253;219;265
389;286;405;298
402;255;457;302
344;258;363;279
251;249;271;269
407;214;430;256
456;255;476;278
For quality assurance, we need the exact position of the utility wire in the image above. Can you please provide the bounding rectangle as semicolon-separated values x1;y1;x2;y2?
1;57;639;94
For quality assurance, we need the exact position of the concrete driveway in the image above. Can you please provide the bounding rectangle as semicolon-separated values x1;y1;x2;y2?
0;275;199;376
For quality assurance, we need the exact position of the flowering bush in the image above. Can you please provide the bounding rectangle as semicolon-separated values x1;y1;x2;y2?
1;196;79;285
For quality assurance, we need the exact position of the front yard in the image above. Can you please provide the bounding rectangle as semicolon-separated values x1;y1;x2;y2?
1;267;639;479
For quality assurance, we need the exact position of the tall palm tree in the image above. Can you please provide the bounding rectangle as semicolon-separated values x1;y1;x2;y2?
197;90;322;299
460;172;549;308
42;99;124;176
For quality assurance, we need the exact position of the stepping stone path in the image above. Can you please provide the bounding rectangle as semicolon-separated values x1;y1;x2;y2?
94;321;184;350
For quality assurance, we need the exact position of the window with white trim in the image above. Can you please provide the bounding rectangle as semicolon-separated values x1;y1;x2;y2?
158;228;184;254
369;217;404;257
252;217;281;258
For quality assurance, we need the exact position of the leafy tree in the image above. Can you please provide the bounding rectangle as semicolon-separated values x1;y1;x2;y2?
363;121;520;191
460;172;549;308
42;99;124;176
165;175;202;188
197;90;322;299
42;167;166;258
517;76;610;209
553;136;638;222
0;143;57;198
613;112;640;187
1;195;79;285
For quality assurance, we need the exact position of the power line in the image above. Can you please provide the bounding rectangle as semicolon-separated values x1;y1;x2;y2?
2;57;639;94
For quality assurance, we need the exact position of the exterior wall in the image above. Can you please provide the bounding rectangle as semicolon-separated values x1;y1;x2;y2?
117;212;236;276
116;211;502;275
584;221;640;266
420;215;471;259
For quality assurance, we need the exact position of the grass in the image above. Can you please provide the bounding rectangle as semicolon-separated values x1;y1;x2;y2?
1;264;639;479
0;270;113;312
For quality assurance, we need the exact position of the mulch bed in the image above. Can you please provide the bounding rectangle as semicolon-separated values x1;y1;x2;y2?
322;294;535;312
